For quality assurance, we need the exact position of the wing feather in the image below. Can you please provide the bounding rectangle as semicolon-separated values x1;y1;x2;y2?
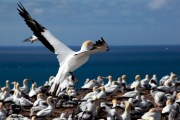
17;2;74;65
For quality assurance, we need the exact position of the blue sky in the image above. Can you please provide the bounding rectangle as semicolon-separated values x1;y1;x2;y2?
0;0;180;46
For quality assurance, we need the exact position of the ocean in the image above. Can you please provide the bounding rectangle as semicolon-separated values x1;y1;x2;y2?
0;45;180;88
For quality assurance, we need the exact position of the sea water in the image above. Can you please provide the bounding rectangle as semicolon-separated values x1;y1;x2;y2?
0;45;180;88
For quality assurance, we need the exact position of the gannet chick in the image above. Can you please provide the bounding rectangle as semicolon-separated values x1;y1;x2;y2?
130;75;141;89
122;101;131;120
104;75;113;88
142;108;161;120
36;96;55;118
23;35;38;43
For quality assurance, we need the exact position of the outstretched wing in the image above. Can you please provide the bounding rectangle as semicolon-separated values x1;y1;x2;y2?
17;2;74;65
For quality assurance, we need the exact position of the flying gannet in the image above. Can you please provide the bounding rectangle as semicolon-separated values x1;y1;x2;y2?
17;2;109;96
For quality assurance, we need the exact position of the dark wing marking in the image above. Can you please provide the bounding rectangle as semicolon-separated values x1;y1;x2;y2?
17;2;55;52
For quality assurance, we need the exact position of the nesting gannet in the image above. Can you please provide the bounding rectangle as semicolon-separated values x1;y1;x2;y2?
104;75;114;88
152;90;167;107
157;80;172;93
24;35;38;43
81;80;99;89
122;75;127;85
6;114;29;120
122;101;131;120
77;97;103;119
128;97;139;108
17;3;109;96
159;74;171;86
0;87;10;101
96;76;105;86
33;93;46;107
19;79;29;94
112;99;118;108
29;83;37;98
0;80;10;97
67;73;78;87
138;95;150;113
96;86;106;99
30;93;47;116
67;88;77;100
14;82;23;97
168;99;180;120
59;73;78;91
161;99;173;119
149;74;158;89
141;74;151;89
0;102;7;120
130;75;141;89
117;77;122;84
142;108;161;120
164;73;178;87
82;86;99;100
13;90;33;107
105;81;119;97
121;84;140;99
36;96;55;117
53;112;67;120
9;100;22;114
100;101;122;120
10;81;17;94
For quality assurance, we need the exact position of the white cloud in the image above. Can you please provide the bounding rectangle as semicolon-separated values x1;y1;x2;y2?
148;0;168;10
